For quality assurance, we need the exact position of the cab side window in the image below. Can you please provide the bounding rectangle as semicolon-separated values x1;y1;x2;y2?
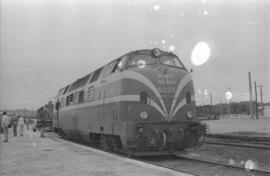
111;58;121;73
103;61;116;78
111;55;128;74
140;91;148;104
89;67;102;83
186;92;191;104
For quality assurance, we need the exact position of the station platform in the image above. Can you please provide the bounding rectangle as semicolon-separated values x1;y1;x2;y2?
202;116;270;139
0;127;192;176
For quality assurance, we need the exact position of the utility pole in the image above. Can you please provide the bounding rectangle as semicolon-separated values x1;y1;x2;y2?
248;72;253;118
220;99;223;117
254;81;258;119
210;93;213;105
260;85;264;116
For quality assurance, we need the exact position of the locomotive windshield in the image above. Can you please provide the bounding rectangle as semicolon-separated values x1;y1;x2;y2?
127;54;186;70
160;55;185;69
127;55;157;68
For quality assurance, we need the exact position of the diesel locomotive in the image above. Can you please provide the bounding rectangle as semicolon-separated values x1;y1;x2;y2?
53;48;206;155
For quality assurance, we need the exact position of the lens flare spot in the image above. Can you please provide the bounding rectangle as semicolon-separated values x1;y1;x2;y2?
153;5;160;11
245;160;255;170
204;89;208;96
33;142;36;147
225;91;233;101
191;41;211;66
203;10;208;15
168;45;175;52
229;159;235;164
161;40;166;44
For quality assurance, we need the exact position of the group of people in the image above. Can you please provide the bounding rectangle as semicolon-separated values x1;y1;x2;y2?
0;111;37;142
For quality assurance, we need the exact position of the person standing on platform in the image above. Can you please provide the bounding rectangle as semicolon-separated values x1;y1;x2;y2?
26;118;30;130
12;115;18;137
33;118;37;132
1;111;11;142
40;111;46;137
18;116;25;136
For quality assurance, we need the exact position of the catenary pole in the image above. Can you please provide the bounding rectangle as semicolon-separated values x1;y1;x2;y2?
248;72;253;118
254;81;258;119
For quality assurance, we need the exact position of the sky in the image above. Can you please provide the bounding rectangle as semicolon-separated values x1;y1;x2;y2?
0;0;269;110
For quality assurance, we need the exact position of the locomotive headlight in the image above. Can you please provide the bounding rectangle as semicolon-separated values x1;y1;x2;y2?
137;60;146;68
139;111;148;120
186;111;193;119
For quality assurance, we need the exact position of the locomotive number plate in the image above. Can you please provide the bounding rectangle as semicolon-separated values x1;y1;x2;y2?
158;87;176;94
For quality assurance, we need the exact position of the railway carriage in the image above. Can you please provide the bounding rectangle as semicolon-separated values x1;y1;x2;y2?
53;48;206;155
37;102;54;131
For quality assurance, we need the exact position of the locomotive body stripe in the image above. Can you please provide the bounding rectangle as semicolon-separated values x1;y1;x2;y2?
172;98;186;116
148;98;166;116
77;70;168;115
60;70;193;120
115;70;168;115
61;95;137;111
60;94;165;116
170;74;192;115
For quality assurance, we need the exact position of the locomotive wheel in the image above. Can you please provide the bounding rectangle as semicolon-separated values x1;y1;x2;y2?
157;131;167;151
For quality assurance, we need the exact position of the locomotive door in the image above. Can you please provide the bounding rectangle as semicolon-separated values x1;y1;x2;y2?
73;110;78;131
99;88;113;133
100;90;106;131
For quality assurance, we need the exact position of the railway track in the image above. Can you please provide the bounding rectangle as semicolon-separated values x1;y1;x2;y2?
204;137;270;149
174;153;270;176
142;154;270;176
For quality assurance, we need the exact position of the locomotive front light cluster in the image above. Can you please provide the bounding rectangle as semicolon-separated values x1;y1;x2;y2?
152;48;162;58
139;111;148;120
137;60;146;68
186;111;193;119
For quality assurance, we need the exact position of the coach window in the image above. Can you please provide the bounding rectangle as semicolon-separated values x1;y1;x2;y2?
69;94;74;104
140;91;148;104
186;92;191;104
79;90;84;103
88;86;95;101
66;95;70;106
61;97;65;107
73;92;79;104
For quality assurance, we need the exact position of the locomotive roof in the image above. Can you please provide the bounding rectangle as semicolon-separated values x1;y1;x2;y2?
55;48;181;97
126;49;176;56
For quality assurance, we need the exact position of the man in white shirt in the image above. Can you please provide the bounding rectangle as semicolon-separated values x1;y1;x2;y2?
18;116;25;136
1;111;11;142
33;118;37;132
